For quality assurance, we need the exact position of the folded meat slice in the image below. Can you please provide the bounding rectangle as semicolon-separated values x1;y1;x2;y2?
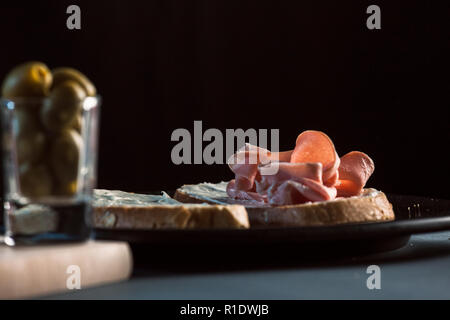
336;151;375;197
227;144;293;192
226;179;267;202
290;130;340;182
228;144;293;167
226;130;375;206
256;162;337;205
266;179;337;205
256;162;323;194
324;171;339;187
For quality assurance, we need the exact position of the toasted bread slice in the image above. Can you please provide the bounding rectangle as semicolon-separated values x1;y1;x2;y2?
174;182;395;227
93;189;249;229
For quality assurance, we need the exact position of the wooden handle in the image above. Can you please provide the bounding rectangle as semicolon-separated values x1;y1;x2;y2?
0;240;133;299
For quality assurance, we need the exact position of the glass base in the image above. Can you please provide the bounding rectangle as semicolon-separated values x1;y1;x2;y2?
4;230;92;246
4;197;93;246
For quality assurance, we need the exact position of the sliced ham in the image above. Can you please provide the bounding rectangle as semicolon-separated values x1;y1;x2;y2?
226;179;267;202
266;179;337;206
255;162;323;194
290;130;340;182
226;130;375;206
228;144;293;168
336;151;375;197
324;171;339;187
227;144;294;190
227;148;262;191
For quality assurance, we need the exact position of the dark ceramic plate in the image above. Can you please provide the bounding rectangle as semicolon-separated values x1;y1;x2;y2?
94;194;450;263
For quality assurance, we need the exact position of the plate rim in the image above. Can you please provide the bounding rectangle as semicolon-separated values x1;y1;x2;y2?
93;215;450;244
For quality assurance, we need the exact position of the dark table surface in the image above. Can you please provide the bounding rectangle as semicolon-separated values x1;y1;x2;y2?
44;230;450;299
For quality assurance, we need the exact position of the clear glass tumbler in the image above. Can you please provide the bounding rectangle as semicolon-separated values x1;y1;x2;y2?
1;96;100;245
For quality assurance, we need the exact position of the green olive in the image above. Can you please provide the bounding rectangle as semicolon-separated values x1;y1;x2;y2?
71;113;82;133
14;107;42;137
19;163;53;198
14;104;47;164
41;80;86;132
53;180;78;196
1;61;52;98
50;129;83;186
16;131;46;164
52;67;96;96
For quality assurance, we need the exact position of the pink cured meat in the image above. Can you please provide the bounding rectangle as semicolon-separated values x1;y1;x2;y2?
255;162;336;203
267;179;338;206
226;131;375;206
290;130;340;182
226;179;267;202
227;144;293;191
335;151;375;197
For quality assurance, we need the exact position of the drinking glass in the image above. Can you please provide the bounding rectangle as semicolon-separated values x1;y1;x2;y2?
1;96;100;245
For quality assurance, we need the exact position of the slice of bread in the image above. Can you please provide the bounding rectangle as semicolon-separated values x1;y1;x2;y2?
93;189;249;229
174;182;395;227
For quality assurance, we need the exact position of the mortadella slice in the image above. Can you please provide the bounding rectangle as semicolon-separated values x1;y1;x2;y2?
336;151;375;197
290;130;340;182
267;178;337;205
227;149;261;191
226;130;375;206
227;144;293;191
226;179;267;202
228;144;293;167
255;162;323;195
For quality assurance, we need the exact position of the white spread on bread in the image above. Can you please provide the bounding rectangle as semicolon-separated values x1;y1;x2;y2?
172;182;269;207
94;189;181;207
93;189;250;229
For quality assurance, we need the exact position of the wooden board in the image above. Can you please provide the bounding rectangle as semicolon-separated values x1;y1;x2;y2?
0;240;132;299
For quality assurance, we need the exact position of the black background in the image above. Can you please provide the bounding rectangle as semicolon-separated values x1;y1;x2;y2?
0;0;449;198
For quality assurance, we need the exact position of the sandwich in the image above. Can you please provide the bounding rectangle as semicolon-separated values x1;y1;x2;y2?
10;189;250;235
175;130;395;227
93;189;249;229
